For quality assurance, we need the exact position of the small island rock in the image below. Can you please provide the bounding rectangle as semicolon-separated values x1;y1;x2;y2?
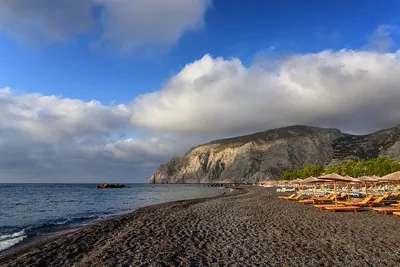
97;183;126;189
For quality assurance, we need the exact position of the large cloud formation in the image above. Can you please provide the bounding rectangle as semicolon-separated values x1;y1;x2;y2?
0;0;211;52
0;88;180;182
131;50;400;135
3;49;400;182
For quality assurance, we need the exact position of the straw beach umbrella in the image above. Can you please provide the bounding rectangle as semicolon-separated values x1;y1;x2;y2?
358;176;378;196
317;173;355;204
347;176;361;200
301;177;330;198
378;172;400;193
369;175;380;194
378;171;400;182
292;179;303;192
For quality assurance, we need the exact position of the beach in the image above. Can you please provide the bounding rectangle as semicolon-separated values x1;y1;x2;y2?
1;186;400;266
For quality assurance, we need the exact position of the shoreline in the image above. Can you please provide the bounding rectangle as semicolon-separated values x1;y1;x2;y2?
0;186;237;263
0;184;232;257
2;186;400;266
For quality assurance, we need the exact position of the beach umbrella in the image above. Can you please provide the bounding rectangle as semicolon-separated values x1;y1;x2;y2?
301;177;330;198
343;176;361;201
369;175;380;194
317;173;355;204
378;172;400;193
378;171;400;182
358;176;378;196
292;178;303;192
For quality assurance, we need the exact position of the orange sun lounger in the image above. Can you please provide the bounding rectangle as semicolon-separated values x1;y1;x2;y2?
313;195;340;204
324;206;360;212
278;194;296;200
287;194;303;201
336;196;373;207
299;199;316;204
372;208;400;215
368;197;386;207
314;204;345;211
393;212;400;216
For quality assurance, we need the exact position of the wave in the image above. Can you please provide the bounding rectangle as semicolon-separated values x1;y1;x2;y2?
0;229;26;241
0;214;105;252
0;229;27;252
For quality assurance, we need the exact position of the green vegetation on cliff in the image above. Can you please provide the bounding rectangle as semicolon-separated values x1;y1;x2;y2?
281;157;400;180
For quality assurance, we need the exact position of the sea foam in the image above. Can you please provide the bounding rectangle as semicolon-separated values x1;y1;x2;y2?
0;229;27;252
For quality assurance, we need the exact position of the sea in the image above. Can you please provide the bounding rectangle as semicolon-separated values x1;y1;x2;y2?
0;183;229;252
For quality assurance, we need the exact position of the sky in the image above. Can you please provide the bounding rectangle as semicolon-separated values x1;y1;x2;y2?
1;0;400;183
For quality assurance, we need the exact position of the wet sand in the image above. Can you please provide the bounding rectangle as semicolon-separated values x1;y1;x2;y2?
1;186;400;266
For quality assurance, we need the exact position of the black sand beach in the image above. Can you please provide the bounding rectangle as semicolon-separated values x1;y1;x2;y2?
1;186;400;266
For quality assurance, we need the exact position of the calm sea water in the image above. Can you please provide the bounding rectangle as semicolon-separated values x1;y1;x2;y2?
0;184;229;252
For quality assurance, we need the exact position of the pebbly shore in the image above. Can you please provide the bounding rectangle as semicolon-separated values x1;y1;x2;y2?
1;186;400;266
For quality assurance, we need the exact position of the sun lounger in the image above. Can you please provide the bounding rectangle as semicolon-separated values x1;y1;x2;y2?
336;196;373;207
393;212;400;216
323;193;334;199
391;203;400;207
279;194;296;200
381;199;398;205
382;193;392;200
372;208;400;215
313;194;340;204
314;204;345;211
324;206;360;212
299;199;316;205
368;197;386;207
391;192;400;198
287;194;303;201
313;198;334;204
335;193;348;200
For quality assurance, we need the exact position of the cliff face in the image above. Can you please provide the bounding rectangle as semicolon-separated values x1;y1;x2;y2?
149;125;400;183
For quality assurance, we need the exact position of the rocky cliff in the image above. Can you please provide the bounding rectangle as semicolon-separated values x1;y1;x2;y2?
149;125;400;183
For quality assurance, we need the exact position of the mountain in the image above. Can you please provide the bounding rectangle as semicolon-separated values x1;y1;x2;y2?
149;125;400;183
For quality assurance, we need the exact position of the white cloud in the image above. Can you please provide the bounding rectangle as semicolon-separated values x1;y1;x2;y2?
0;0;212;53
0;91;131;143
131;50;400;135
0;89;180;182
4;49;400;182
368;25;399;52
96;0;212;54
0;0;94;44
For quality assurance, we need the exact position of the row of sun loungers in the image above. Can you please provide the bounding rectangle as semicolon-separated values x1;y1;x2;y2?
278;191;400;214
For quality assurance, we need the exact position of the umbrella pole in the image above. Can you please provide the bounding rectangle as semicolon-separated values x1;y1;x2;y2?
312;184;315;198
334;181;337;206
347;183;351;201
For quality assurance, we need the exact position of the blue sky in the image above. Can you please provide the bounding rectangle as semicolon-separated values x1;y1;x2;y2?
2;0;400;182
1;0;400;104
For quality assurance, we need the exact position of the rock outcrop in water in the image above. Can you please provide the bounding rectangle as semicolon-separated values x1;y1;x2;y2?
149;125;400;183
97;184;126;189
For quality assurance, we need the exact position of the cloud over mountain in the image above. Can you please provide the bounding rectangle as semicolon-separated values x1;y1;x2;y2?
131;50;400;135
3;49;400;181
